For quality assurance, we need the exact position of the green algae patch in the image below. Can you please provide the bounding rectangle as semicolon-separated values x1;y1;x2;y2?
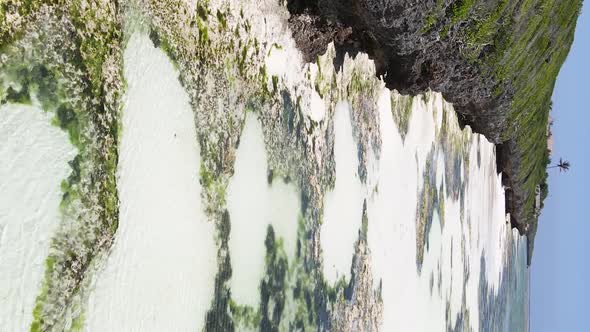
390;93;414;142
1;3;124;330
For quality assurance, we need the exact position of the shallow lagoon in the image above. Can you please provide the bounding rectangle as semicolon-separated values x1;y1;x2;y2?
86;32;216;331
227;112;300;307
321;102;365;284
0;104;76;331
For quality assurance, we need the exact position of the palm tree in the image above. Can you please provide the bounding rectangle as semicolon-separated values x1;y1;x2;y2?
548;158;571;172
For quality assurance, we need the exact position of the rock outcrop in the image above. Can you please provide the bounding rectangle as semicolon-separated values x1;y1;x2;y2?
287;0;583;264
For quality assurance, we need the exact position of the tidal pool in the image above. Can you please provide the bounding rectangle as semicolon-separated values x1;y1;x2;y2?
321;102;365;284
0;103;76;331
227;112;300;307
85;31;216;331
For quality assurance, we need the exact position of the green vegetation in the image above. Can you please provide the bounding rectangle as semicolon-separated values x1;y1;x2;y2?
423;0;445;32
488;0;581;228
4;85;31;104
1;2;124;330
230;300;261;329
449;0;475;24
390;93;413;141
1;58;94;332
423;14;438;33
0;0;42;47
548;157;571;172
421;0;582;249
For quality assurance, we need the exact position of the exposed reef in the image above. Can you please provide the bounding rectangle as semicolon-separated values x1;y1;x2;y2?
330;201;382;331
287;0;583;263
138;0;385;330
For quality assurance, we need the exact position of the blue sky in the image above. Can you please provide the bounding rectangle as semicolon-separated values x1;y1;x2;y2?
531;2;590;331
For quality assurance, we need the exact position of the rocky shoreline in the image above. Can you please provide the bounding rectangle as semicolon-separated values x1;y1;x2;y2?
286;0;582;264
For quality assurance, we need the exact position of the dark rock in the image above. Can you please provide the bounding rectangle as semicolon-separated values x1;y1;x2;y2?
288;0;508;141
287;0;582;264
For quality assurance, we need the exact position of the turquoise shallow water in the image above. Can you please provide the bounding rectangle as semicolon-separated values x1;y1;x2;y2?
479;234;529;331
507;236;530;331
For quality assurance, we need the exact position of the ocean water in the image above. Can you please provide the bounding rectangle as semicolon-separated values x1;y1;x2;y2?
480;233;529;332
227;111;300;308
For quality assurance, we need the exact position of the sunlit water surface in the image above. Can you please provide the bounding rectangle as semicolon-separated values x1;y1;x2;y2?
0;104;76;331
